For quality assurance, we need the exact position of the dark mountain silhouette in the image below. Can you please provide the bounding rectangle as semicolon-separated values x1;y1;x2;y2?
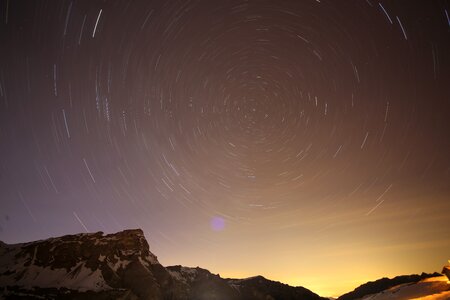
226;275;326;300
0;229;326;300
166;266;326;300
337;272;442;300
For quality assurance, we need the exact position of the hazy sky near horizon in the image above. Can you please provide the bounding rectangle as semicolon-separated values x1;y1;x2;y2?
0;0;449;297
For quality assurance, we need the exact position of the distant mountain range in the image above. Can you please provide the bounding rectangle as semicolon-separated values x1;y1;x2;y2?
0;229;448;299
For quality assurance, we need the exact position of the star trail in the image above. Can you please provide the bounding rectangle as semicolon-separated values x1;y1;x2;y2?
0;0;449;296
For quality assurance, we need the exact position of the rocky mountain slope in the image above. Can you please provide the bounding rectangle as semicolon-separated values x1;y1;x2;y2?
0;229;326;300
0;229;189;299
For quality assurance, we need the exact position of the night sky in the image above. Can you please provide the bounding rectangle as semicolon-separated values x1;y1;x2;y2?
1;0;449;297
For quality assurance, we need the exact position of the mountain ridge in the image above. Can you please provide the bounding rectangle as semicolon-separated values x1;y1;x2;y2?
1;229;448;299
0;229;326;300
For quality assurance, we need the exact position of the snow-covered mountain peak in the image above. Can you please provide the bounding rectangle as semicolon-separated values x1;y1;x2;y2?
0;229;166;297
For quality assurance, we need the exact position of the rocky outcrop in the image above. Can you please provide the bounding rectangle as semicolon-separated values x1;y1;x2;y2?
442;265;450;280
0;229;187;299
167;266;241;300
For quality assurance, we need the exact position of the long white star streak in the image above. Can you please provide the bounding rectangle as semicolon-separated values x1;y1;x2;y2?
396;16;408;40
92;9;102;38
378;3;393;25
83;158;96;183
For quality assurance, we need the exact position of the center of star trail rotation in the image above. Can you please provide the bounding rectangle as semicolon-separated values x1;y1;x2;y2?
0;0;449;297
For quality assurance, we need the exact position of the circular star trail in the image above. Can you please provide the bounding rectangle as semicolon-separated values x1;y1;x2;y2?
0;0;449;296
